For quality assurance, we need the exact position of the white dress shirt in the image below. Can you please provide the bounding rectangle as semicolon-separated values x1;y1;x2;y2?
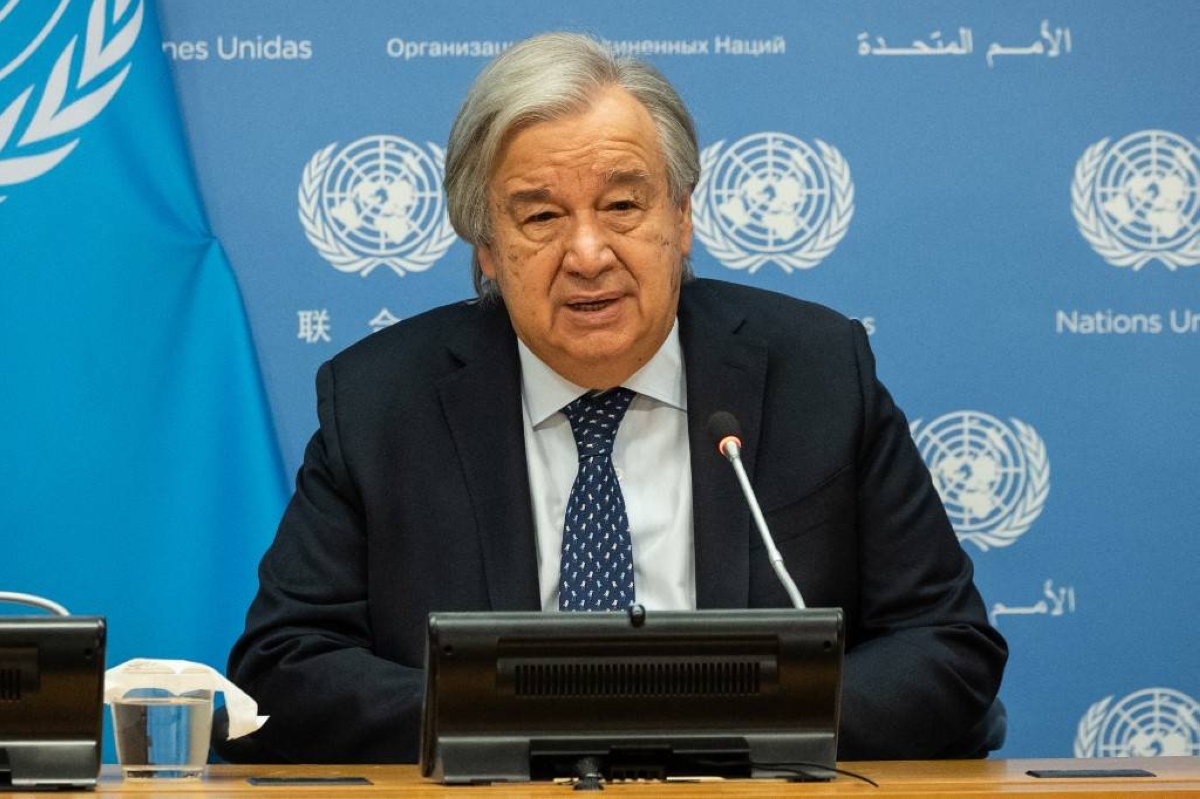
518;320;696;611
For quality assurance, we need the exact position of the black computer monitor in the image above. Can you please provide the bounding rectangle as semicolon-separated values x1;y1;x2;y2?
0;616;106;790
420;606;843;784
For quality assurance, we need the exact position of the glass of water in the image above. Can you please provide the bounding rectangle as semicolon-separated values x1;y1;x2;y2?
111;687;213;779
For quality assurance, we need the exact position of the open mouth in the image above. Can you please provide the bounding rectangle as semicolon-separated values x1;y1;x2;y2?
567;298;617;312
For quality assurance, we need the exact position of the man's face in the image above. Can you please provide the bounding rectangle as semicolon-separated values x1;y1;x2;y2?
478;86;693;389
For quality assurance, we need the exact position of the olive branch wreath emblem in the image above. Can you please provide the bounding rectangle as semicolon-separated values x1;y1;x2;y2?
0;0;143;203
1075;690;1200;757
1073;695;1112;757
298;138;458;277
1071;133;1200;271
909;416;1050;552
693;136;854;273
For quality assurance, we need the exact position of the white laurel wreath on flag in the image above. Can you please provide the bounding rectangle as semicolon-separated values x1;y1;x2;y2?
1071;136;1200;271
1073;695;1112;757
298;141;458;277
909;417;1050;552
0;0;143;203
693;138;854;273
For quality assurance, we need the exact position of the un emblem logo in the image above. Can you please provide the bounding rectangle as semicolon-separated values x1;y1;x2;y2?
1072;130;1200;270
910;411;1049;552
298;135;457;276
0;0;143;203
693;132;854;273
1075;689;1200;757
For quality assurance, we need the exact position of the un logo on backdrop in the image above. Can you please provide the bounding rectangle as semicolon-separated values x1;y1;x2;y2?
910;412;1049;552
1072;130;1200;270
298;135;456;276
1075;689;1200;757
693;132;854;273
0;0;142;203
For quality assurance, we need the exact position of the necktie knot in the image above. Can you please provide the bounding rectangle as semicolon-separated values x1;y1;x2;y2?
563;388;635;462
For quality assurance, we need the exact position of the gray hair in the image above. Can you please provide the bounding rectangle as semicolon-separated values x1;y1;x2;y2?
444;32;700;299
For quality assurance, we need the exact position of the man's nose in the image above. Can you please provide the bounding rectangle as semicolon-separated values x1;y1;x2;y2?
562;215;616;277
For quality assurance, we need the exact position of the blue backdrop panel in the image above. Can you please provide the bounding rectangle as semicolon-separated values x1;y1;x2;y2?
5;0;1198;761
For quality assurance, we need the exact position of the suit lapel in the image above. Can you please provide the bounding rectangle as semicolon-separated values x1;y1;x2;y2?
436;303;541;611
679;284;768;609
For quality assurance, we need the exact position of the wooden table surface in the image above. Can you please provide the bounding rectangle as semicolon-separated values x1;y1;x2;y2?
6;758;1199;797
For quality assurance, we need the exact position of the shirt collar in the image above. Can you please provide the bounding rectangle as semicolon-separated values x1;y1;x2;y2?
518;318;687;428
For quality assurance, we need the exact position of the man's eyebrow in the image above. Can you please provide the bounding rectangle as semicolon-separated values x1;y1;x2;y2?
503;171;652;210
605;169;652;187
505;187;552;211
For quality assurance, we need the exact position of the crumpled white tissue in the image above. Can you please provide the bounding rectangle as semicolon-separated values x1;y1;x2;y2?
104;659;268;740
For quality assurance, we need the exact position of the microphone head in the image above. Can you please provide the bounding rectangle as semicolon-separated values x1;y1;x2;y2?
707;411;743;457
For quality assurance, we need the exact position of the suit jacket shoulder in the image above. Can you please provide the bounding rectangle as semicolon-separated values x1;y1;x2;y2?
681;277;858;337
323;298;512;402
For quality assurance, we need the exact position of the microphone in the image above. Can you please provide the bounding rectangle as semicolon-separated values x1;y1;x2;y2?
707;412;806;609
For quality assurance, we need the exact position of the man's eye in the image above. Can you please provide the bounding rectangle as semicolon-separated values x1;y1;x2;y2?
608;201;638;212
525;211;557;224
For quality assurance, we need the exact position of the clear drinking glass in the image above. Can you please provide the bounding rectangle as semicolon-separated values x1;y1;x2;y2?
110;687;213;779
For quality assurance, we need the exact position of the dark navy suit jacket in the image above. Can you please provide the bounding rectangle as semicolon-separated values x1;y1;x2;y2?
224;278;1006;762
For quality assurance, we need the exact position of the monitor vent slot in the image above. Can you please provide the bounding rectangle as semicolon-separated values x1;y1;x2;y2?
513;659;762;698
0;667;20;701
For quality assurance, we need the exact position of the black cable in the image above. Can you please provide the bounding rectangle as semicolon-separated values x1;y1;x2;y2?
688;756;878;787
750;760;879;787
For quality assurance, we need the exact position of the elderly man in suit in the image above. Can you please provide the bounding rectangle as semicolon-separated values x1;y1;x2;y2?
223;31;1006;764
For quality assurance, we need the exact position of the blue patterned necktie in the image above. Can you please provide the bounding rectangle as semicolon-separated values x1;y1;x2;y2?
558;387;637;611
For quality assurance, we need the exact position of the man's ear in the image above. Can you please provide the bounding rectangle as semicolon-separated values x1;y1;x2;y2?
679;194;694;260
478;244;497;280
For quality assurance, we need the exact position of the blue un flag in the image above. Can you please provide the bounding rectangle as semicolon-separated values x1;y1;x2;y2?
0;0;288;715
